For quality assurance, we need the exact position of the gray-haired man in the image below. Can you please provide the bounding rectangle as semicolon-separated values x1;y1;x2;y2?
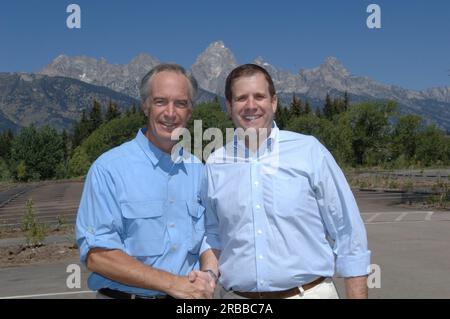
76;64;215;299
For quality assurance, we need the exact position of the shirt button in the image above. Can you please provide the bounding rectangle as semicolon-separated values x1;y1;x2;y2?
171;245;177;251
254;181;259;187
257;230;262;235
260;280;265;285
259;255;264;260
169;199;175;204
255;204;261;209
169;223;175;228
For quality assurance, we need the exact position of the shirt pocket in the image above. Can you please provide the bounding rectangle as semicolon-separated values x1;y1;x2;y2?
121;200;166;257
186;201;206;255
273;175;310;218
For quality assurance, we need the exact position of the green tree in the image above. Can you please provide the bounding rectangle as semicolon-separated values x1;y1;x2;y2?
286;113;353;166
187;101;233;161
10;126;64;181
343;91;350;111
303;100;311;114
68;147;91;177
89;100;103;129
323;93;334;120
275;102;289;129
345;101;397;166
68;112;146;176
290;94;303;117
416;125;449;166
0;156;10;181
392;115;423;162
72;110;90;150
16;160;27;182
61;129;69;160
106;99;121;122
0;129;13;159
333;97;345;114
315;106;323;118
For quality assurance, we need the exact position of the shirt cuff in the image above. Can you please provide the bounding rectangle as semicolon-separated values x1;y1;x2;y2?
335;250;371;277
199;234;221;255
77;231;125;265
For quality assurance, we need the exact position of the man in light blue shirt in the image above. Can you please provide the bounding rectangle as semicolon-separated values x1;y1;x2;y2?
76;64;215;299
200;64;371;299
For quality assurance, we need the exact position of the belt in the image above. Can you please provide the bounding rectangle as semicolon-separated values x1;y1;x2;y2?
233;277;326;299
98;288;173;299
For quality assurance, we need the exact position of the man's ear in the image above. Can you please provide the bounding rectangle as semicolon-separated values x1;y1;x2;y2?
271;95;278;113
142;101;149;117
226;100;232;117
186;106;193;121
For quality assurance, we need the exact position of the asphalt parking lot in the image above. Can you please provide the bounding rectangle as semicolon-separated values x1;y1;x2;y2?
0;187;449;299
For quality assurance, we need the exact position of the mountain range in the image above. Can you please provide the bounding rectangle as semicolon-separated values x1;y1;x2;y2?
0;73;138;131
0;40;449;132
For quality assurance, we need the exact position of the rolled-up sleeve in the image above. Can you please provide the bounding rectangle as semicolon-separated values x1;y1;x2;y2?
199;165;221;255
76;163;125;264
313;140;371;277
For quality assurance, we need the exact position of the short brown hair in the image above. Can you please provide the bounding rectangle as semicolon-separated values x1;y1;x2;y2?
225;64;276;103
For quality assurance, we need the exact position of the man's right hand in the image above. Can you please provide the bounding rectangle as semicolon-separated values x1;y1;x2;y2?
167;274;215;299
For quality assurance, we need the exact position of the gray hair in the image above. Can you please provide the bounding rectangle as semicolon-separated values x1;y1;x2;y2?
139;63;198;106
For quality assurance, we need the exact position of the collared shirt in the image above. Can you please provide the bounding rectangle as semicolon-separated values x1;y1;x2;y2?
76;128;205;297
201;122;371;292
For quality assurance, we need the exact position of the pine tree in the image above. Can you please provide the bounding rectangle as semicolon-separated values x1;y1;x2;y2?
106;99;121;122
290;94;303;117
71;110;89;150
304;100;311;114
61;129;68;160
323;93;334;120
315;107;323;118
89;100;103;129
0;129;14;159
343;91;349;112
275;102;288;129
81;109;88;123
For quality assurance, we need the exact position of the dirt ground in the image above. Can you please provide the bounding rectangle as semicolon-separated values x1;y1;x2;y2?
0;242;79;267
0;226;75;240
0;227;78;267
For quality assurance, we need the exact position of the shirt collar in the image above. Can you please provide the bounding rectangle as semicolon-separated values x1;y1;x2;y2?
233;121;279;153
135;128;178;166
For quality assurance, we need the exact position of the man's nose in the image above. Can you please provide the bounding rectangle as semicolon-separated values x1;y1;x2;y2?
244;96;258;110
164;102;177;119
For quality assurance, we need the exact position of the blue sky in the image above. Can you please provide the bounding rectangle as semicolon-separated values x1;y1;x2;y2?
0;0;449;90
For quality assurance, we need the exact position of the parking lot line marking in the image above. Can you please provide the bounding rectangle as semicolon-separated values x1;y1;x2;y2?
361;211;434;215
366;213;381;223
395;212;408;222
425;212;434;221
0;290;95;299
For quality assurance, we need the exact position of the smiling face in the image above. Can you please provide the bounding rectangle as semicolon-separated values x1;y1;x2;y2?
143;70;193;153
227;72;277;134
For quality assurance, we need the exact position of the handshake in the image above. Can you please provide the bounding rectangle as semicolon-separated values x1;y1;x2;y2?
169;269;218;299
